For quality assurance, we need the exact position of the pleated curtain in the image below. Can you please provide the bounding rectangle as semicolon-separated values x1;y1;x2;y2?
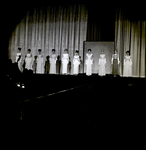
115;9;145;77
8;5;88;74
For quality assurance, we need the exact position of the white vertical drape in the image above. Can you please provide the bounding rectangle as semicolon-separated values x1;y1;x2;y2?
115;9;145;77
8;5;88;74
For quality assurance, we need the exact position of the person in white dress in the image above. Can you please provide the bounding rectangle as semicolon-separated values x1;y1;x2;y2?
15;47;23;72
73;50;80;75
36;49;44;74
85;49;93;76
123;50;132;77
50;49;57;74
25;49;33;70
61;49;69;75
99;50;106;76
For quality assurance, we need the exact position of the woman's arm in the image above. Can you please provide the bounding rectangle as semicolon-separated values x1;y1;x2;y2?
118;55;120;64
111;55;113;64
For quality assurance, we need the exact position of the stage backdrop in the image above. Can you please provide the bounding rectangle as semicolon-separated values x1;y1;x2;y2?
83;41;114;74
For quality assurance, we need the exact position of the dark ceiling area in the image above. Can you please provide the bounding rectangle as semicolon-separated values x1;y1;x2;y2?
3;1;145;38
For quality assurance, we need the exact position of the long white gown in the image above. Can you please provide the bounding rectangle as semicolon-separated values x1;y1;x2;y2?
25;53;33;70
73;55;80;75
36;54;44;74
62;54;69;74
85;53;93;76
50;54;57;74
15;53;22;72
123;55;132;77
99;54;106;76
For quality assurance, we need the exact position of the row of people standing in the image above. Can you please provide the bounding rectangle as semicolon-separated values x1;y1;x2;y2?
85;49;132;77
111;49;132;77
16;48;44;74
45;48;79;74
15;47;132;76
15;48;81;75
85;49;107;76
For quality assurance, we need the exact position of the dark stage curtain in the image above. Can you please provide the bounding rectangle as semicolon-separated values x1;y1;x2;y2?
115;9;145;77
86;5;115;41
8;5;88;74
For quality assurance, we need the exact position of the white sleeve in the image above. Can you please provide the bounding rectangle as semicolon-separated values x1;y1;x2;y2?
20;56;22;63
55;57;57;64
31;55;33;65
111;55;113;64
130;58;132;65
67;55;69;63
118;57;120;64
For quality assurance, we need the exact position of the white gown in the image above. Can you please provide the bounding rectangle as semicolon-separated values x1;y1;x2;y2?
85;53;93;76
15;53;22;72
50;54;57;74
123;55;132;77
73;55;80;75
36;54;44;74
99;54;106;76
25;53;33;70
62;54;69;74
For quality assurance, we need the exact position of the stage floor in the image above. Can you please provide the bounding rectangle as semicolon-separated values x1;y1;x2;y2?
6;73;145;104
4;72;145;144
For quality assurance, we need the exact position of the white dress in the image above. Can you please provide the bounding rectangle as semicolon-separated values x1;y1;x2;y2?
25;53;33;70
15;53;22;72
62;54;69;74
123;55;132;77
99;54;106;76
85;53;93;76
36;54;44;74
73;55;80;75
50;54;57;74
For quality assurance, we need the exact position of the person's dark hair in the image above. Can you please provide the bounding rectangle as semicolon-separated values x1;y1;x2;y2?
52;49;55;52
64;49;68;52
38;49;41;52
75;50;79;53
18;48;21;51
114;49;118;53
88;49;91;52
46;55;50;59
57;55;60;59
28;49;31;52
126;50;130;55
